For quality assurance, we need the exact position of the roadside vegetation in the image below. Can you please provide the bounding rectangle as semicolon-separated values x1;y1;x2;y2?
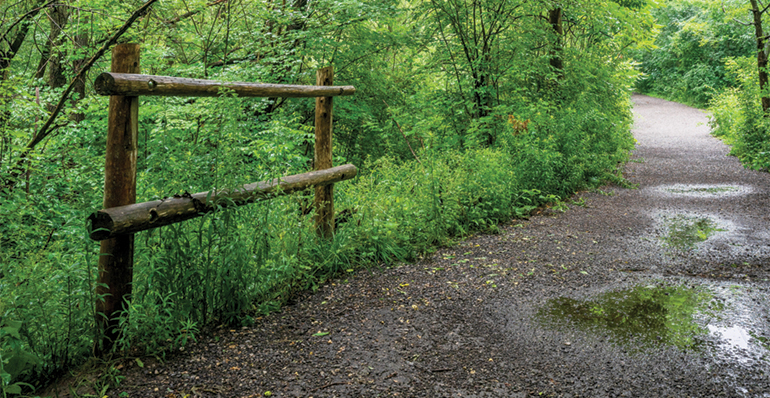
0;0;654;394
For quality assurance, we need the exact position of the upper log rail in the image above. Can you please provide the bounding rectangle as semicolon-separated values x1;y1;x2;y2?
95;72;357;98
89;164;357;241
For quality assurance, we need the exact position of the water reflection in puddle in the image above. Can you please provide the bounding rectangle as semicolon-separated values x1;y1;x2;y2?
538;281;769;362
657;214;727;250
538;283;716;350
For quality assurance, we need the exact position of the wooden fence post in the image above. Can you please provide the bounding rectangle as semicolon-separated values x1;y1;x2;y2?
95;43;140;352
314;66;335;238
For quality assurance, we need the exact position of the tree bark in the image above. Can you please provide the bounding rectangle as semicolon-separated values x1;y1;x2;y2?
89;164;357;240
94;72;355;98
34;43;51;80
750;0;770;113
46;4;69;90
95;43;140;354
70;29;89;122
314;66;335;239
549;8;564;78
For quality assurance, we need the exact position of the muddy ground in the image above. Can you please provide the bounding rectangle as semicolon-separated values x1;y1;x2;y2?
53;95;770;397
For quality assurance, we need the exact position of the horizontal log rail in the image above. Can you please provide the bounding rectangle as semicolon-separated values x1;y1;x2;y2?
94;72;357;98
88;164;357;241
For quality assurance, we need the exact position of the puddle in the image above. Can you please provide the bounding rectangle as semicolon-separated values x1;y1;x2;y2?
708;325;751;351
659;214;725;250
537;281;770;362
655;184;752;197
537;283;717;350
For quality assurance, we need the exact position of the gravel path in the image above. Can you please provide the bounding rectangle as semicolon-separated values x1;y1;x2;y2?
85;95;770;398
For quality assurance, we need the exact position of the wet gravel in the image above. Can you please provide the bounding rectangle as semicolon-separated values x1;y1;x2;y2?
83;95;770;397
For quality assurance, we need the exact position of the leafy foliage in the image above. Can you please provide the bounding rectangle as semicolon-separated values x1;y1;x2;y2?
709;56;770;169
632;0;753;107
0;0;647;393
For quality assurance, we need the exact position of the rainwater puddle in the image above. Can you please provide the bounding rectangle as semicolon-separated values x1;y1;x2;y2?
538;283;716;350
537;281;770;363
708;325;751;351
656;184;752;197
658;214;726;250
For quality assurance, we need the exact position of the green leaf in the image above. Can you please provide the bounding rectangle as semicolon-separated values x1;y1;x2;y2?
1;320;23;339
3;383;22;394
312;331;330;337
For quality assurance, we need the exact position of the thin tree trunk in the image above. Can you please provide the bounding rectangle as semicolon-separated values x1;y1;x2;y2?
71;30;88;122
0;1;49;79
47;4;69;91
549;8;564;78
34;46;51;80
750;0;770;113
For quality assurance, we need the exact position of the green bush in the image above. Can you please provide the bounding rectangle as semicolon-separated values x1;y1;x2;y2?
632;1;753;107
709;56;770;170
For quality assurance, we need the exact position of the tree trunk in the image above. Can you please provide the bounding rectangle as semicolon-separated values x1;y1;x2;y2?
549;8;564;78
0;1;47;80
34;46;51;80
750;0;770;113
70;30;89;122
46;5;69;91
473;73;490;119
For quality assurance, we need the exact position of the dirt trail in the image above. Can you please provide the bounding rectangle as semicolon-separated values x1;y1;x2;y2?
93;95;770;398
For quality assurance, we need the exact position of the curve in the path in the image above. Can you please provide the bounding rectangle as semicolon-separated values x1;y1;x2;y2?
99;95;770;398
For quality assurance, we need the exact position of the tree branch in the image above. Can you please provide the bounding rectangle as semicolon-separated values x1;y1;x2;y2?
163;0;228;25
4;0;159;188
0;0;54;73
0;0;51;48
382;100;422;164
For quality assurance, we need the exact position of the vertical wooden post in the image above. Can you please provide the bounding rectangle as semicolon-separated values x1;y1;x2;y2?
95;43;140;352
314;66;334;238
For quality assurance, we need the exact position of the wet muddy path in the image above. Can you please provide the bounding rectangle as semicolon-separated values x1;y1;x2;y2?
100;95;770;397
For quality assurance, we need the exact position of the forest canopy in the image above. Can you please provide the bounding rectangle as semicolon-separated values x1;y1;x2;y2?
0;0;656;393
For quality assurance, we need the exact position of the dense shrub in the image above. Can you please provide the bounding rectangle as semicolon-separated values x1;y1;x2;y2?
708;57;770;170
632;1;753;107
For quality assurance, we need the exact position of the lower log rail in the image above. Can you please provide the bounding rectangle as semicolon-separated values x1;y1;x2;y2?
88;164;357;241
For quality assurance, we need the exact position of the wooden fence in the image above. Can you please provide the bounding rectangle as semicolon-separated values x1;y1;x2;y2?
89;43;356;351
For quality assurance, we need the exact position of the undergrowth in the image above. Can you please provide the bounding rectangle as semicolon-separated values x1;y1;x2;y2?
0;85;635;397
708;56;770;171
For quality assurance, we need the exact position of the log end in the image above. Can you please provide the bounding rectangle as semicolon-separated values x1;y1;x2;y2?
88;210;115;241
94;73;116;96
342;86;356;96
336;164;357;181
